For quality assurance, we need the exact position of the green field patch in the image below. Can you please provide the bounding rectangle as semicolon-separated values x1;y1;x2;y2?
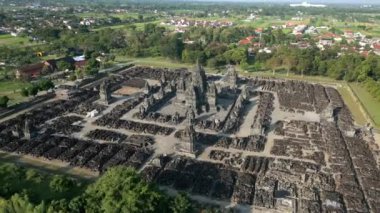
0;160;88;203
350;83;380;127
337;85;367;126
0;80;31;105
0;34;33;47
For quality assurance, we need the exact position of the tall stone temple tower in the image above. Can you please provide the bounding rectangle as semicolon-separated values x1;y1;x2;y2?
224;65;238;89
99;80;111;105
207;82;218;111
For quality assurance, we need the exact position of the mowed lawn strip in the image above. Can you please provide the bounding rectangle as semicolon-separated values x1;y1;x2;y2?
350;83;380;127
337;85;367;126
0;34;33;47
0;80;30;105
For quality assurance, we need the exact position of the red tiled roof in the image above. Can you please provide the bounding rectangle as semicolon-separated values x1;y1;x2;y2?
373;43;380;50
18;63;44;77
74;60;87;68
238;36;255;45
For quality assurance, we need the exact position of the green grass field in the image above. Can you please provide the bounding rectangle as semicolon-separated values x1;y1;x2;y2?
0;160;89;203
337;85;368;126
77;12;142;20
116;56;193;69
93;20;165;31
0;34;33;47
242;68;343;85
0;80;30;105
349;83;380;127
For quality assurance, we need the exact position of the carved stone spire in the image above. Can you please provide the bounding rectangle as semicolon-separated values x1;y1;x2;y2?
225;65;238;89
143;81;151;95
207;82;218;111
161;72;167;84
185;106;196;125
24;118;34;140
99;80;111;104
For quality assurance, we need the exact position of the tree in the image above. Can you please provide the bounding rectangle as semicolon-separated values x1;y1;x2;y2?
20;88;29;97
25;169;43;184
28;85;39;97
57;60;74;71
47;199;71;212
138;14;144;22
223;47;247;65
49;175;75;193
266;57;281;75
283;54;297;76
85;57;100;76
84;166;166;213
0;194;35;213
170;193;193;213
0;96;9;108
38;79;55;91
160;33;184;60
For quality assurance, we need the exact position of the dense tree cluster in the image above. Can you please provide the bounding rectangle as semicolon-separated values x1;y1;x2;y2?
259;45;380;99
0;47;40;67
0;96;9;108
0;163;224;213
20;79;55;97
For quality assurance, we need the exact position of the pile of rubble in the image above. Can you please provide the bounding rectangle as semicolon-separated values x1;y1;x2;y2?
74;102;107;116
209;150;243;168
223;93;249;133
48;115;83;135
135;111;184;125
86;129;128;143
0;133;152;173
271;120;326;165
95;97;144;127
214;135;266;152
121;66;188;81
125;135;155;148
251;92;274;135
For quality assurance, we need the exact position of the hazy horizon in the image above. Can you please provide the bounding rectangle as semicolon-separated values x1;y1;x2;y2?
170;0;380;5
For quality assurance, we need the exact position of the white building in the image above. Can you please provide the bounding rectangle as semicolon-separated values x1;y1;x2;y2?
290;2;327;8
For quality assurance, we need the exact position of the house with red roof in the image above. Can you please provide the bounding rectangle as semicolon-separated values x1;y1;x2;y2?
373;43;380;55
344;30;354;38
15;56;87;79
15;61;55;80
238;36;255;46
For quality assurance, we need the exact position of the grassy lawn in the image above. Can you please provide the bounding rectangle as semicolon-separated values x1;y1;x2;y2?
0;160;90;203
349;83;380;127
116;56;193;69
236;16;308;29
117;56;224;74
0;34;33;47
77;12;143;20
0;80;30;105
242;68;343;85
337;85;367;126
93;20;164;31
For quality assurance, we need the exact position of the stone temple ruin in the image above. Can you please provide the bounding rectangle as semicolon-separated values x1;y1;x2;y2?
0;63;379;212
